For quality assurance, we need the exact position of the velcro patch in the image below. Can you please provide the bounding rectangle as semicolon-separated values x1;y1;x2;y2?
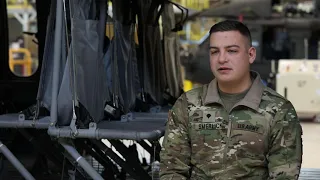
233;122;264;134
193;122;227;130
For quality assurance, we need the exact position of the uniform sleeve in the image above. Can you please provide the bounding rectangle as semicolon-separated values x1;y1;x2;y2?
159;93;191;180
267;101;303;180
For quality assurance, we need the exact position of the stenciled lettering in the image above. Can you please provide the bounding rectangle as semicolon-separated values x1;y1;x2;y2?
193;122;224;130
237;123;260;132
199;123;217;130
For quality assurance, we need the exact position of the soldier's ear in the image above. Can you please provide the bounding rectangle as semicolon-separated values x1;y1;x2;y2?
248;46;256;64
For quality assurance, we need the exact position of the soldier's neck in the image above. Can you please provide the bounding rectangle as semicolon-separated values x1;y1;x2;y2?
217;74;252;94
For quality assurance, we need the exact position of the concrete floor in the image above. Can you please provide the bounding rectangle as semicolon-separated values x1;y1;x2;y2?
301;122;320;169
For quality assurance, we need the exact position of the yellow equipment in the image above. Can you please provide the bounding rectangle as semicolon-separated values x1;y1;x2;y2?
9;48;33;77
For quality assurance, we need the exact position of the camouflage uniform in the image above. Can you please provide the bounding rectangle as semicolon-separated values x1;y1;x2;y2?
159;71;303;180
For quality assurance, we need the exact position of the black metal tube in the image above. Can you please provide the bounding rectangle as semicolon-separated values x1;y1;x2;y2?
48;127;164;141
91;140;141;180
18;129;68;176
137;140;160;161
76;140;119;178
124;112;168;121
59;139;104;180
50;0;63;124
0;118;50;129
0;141;35;180
109;140;151;180
98;0;106;54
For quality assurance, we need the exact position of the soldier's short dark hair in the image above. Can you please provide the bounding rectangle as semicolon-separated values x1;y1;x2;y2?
209;20;252;47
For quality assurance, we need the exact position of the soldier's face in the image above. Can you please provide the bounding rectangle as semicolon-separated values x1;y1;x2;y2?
209;30;256;84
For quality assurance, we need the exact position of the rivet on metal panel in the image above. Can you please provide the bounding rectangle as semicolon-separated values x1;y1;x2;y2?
18;114;25;121
89;122;97;130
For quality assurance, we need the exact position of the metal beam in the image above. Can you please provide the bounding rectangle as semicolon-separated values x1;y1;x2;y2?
0;141;35;180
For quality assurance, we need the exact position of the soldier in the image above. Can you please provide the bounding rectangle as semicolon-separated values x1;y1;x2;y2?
159;20;302;179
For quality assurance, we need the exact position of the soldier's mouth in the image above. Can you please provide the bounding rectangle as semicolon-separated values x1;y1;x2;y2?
218;67;232;72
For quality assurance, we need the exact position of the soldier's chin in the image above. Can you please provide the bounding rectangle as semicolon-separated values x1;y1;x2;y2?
216;76;234;83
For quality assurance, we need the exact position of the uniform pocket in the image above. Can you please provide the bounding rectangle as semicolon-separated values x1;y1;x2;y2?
230;117;268;164
189;109;228;168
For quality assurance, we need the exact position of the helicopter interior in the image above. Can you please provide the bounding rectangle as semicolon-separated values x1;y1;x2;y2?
0;0;187;179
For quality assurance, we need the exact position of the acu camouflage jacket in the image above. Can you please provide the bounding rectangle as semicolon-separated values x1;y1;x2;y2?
160;72;303;180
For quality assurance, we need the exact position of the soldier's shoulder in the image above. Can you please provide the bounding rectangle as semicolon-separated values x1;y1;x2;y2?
259;86;295;117
261;86;288;104
170;85;207;113
183;84;208;103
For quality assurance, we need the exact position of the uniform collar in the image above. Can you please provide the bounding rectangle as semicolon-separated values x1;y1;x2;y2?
203;71;264;111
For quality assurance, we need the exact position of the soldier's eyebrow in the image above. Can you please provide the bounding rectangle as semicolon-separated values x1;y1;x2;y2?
209;45;240;49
